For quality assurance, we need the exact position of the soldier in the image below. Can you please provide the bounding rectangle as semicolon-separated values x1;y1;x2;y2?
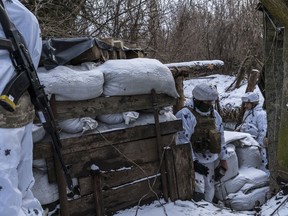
0;0;43;215
175;83;228;202
236;91;268;171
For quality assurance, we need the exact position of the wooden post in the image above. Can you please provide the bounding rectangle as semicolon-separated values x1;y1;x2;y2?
50;95;70;216
91;167;105;216
174;75;184;113
172;144;194;200
237;68;261;124
151;89;169;201
165;148;179;201
54;157;70;216
246;69;260;93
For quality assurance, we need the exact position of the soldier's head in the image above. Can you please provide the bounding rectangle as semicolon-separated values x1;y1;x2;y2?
241;92;259;110
192;83;218;112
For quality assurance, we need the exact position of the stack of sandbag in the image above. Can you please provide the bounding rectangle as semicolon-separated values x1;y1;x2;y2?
37;58;179;101
215;131;270;210
214;144;239;200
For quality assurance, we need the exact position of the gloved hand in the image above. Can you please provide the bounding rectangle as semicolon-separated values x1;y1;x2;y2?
214;165;227;182
194;160;209;176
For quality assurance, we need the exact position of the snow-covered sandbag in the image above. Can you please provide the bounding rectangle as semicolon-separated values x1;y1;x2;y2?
130;111;177;126
37;64;104;101
194;172;205;194
215;144;238;182
224;131;255;144
215;167;269;201
96;113;124;124
238;167;269;187
236;145;261;168
58;117;98;134
32;169;59;205
215;173;248;201
100;58;179;98
225;186;269;211
32;124;46;143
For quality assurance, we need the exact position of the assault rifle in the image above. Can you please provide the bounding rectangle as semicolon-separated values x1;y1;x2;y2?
0;3;74;191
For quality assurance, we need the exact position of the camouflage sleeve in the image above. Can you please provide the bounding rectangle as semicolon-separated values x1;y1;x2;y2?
214;110;228;160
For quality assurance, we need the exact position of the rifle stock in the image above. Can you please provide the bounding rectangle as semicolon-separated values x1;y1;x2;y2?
0;4;74;191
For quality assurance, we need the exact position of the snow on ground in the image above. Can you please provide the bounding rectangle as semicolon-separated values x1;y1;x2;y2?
183;74;264;109
114;192;288;216
113;74;288;216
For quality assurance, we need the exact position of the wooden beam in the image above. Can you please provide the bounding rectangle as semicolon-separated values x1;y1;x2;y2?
165;60;224;78
261;0;288;27
33;120;182;159
49;94;176;121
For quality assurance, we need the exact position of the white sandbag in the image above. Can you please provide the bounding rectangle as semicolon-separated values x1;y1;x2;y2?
238;167;269;187
100;58;179;98
236;145;262;168
215;173;248;201
215;167;269;201
194;172;205;194
96;113;124;124
130;111;177;126
215;144;238;182
122;111;139;125
32;169;59;205
58;117;98;134
37;64;104;101
225;186;269;211
32;124;46;143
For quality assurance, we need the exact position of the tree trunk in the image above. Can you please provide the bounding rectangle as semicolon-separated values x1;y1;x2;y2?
261;0;288;192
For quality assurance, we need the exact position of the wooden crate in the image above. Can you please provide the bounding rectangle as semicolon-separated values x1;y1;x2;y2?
33;93;194;215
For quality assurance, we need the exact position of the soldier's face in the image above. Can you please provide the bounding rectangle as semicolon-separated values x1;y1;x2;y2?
243;102;253;110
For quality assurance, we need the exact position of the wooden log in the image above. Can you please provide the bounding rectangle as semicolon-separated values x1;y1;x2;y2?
70;46;102;65
246;69;260;93
49;94;177;121
172;144;194;200
174;76;184;112
46;134;175;182
165;60;224;78
34;120;182;160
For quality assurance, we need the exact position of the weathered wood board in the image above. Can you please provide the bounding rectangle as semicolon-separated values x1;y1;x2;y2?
49;94;177;121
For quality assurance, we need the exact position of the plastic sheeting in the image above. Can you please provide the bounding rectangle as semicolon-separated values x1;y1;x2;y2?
41;37;111;70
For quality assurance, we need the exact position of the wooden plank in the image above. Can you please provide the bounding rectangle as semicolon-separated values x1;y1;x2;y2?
33;120;182;160
103;178;161;213
50;94;177;121
165;148;178;201
91;168;105;216
151;89;168;201
68;178;161;215
46;134;175;182
79;161;160;196
172;144;194;200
